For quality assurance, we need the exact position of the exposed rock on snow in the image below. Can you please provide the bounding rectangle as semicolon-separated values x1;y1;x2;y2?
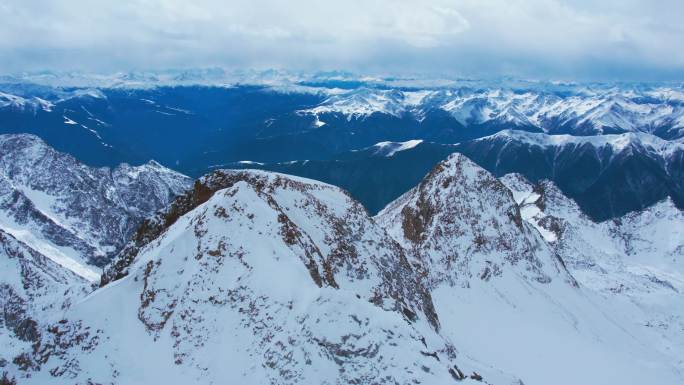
10;169;515;385
2;139;683;384
376;153;570;288
0;229;90;369
0;134;192;278
501;173;684;377
377;154;683;385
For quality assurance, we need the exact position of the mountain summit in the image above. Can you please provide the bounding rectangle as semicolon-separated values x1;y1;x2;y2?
1;138;682;385
0;133;192;278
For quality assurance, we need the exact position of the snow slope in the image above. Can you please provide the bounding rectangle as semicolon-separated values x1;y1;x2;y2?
2;148;682;384
376;154;683;385
369;139;424;157
0;229;90;370
0;134;192;279
501;174;684;376
8;170;514;384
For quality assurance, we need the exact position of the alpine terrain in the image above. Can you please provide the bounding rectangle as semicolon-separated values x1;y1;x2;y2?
3;0;684;382
0;137;682;384
0;133;192;379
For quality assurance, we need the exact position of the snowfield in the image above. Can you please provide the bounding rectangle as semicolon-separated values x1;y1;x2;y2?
0;139;682;385
0;134;192;279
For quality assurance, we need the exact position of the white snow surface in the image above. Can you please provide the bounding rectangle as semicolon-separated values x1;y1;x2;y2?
371;139;424;157
10;169;512;385
500;173;684;379
2;146;683;384
0;134;192;280
299;86;684;138
376;154;684;385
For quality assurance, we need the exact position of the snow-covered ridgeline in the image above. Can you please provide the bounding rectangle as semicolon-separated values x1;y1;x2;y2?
0;134;192;280
299;87;684;138
1;137;682;384
500;173;684;377
375;153;684;385
8;168;518;385
483;129;684;158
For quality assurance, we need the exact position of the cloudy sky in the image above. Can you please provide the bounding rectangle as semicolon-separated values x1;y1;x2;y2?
1;0;683;80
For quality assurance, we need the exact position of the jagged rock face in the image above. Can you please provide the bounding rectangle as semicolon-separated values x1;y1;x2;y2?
501;173;684;375
0;229;90;367
107;170;440;327
376;153;564;288
0;134;192;279
501;172;684;286
377;155;683;385
610;198;684;267
0;134;191;381
9;170;508;385
499;174;576;244
501;174;631;290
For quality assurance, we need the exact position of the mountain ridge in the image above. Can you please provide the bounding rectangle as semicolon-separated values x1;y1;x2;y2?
0;133;192;279
9;167;512;385
0;129;682;384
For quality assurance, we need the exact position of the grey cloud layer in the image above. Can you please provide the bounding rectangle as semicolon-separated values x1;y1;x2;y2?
2;0;683;80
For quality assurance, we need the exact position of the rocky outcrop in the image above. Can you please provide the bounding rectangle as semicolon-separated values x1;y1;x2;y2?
376;153;569;288
0;134;192;278
9;169;508;385
0;229;90;368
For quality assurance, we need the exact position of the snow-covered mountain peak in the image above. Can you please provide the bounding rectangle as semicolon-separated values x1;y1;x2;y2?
486;129;684;158
0;134;192;279
304;87;411;119
294;84;684;138
0;92;54;112
0;87;107;113
612;196;684;269
624;195;678;216
9;168;518;385
105;168;439;322
376;153;568;287
374;153;684;385
3;145;683;384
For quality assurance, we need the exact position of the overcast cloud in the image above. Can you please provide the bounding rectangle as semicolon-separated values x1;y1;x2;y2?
1;0;683;80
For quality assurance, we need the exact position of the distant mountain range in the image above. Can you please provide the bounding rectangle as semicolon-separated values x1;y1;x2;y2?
1;73;683;221
229;130;684;221
301;86;684;139
456;130;684;220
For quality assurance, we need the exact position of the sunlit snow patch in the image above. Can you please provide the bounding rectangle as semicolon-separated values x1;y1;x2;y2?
372;139;423;157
